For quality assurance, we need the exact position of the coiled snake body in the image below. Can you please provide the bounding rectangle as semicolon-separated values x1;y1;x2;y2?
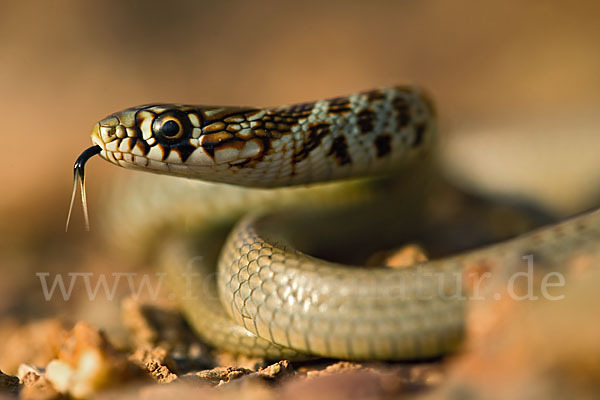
73;86;600;360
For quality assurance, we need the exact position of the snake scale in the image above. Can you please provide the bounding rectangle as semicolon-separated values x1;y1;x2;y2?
70;86;600;360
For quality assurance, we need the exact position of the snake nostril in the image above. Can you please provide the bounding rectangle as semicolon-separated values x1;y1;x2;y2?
100;125;117;142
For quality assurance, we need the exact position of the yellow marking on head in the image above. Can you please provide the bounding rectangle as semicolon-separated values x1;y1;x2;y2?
203;121;226;133
188;113;201;127
119;111;135;127
99;116;119;127
246;110;266;121
203;107;227;117
201;131;234;145
224;115;244;123
138;111;154;140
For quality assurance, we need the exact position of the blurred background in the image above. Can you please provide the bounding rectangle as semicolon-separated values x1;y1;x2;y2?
0;0;599;348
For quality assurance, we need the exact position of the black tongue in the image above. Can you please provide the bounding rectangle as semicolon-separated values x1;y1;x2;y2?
74;145;101;174
66;145;101;232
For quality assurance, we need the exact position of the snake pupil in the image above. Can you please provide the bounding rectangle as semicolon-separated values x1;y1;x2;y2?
151;110;191;145
161;120;180;138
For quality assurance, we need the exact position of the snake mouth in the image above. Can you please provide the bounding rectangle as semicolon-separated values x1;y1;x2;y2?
90;121;140;167
91;122;106;159
90;122;108;153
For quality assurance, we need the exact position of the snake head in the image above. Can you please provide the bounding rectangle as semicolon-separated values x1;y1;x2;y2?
91;104;268;184
92;104;209;175
90;87;436;187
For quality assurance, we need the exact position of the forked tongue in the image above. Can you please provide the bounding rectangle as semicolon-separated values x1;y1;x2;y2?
66;145;101;232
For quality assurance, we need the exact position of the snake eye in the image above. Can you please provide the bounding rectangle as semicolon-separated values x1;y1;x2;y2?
152;111;192;144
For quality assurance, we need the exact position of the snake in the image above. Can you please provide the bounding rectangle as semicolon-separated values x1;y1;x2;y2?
68;86;600;360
